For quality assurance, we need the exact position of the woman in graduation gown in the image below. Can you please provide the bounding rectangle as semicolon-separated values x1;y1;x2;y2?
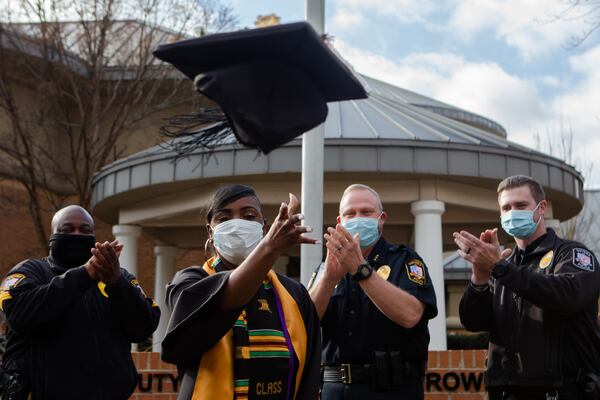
162;184;321;400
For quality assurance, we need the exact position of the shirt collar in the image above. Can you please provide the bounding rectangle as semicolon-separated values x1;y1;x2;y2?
514;228;557;259
367;236;391;265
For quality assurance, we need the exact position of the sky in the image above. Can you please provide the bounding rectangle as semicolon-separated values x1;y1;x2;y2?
230;0;600;188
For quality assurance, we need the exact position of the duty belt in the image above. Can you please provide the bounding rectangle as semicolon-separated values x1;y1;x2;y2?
322;361;426;384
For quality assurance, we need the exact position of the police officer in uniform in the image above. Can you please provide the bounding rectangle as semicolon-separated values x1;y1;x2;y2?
0;205;160;399
456;175;600;400
309;184;438;400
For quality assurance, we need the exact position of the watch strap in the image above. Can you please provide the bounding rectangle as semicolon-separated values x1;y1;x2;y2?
352;262;373;282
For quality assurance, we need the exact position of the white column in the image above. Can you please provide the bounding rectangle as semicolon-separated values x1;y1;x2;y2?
112;225;142;277
153;243;177;352
411;200;447;351
300;0;326;286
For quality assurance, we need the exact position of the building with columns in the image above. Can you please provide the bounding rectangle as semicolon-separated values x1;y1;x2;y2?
91;74;584;351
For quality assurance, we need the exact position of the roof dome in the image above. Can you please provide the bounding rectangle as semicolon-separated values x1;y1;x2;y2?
91;74;584;224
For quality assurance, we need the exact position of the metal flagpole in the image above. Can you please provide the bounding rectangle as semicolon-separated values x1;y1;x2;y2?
300;0;325;286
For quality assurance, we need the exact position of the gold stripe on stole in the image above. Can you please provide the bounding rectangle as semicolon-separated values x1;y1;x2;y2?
192;258;234;400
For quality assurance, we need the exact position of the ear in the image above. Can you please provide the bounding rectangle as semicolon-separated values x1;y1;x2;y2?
378;211;387;234
379;211;388;224
262;218;268;235
538;200;548;216
336;215;341;224
205;223;213;239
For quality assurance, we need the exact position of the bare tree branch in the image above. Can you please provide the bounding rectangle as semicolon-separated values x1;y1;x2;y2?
0;0;238;243
534;117;599;244
547;0;600;47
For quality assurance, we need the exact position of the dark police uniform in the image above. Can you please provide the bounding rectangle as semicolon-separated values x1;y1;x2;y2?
310;237;438;400
460;228;600;400
0;257;160;400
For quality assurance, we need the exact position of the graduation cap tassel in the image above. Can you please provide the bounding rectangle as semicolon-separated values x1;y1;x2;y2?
159;108;234;157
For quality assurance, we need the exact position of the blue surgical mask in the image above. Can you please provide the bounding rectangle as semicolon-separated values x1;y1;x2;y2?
342;216;380;248
501;203;542;239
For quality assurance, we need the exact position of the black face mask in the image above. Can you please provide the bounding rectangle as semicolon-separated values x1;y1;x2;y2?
49;233;96;268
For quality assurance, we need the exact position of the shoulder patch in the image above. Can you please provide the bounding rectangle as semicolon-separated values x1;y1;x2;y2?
573;248;595;272
539;250;554;269
405;259;426;285
0;273;26;311
0;273;26;292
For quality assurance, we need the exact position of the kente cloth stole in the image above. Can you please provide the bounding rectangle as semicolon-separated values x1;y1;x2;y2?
232;278;294;400
191;257;307;400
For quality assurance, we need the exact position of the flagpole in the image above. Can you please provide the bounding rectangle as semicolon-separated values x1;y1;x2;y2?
300;0;325;285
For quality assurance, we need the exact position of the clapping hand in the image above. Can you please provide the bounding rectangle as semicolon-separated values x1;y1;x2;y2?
324;224;365;276
453;228;512;284
86;240;123;287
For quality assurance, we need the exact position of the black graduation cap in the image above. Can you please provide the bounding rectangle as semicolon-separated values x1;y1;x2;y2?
153;22;367;154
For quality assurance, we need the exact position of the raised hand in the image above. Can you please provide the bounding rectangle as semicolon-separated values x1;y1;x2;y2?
323;249;346;282
85;255;101;280
85;240;123;281
453;228;512;284
110;240;124;257
91;241;122;287
262;193;319;255
325;224;365;275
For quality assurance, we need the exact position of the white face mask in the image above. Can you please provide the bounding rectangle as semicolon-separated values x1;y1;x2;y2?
212;219;264;266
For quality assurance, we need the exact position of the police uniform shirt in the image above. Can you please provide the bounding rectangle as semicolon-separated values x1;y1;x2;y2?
460;228;600;388
0;257;161;399
319;237;438;367
161;265;321;400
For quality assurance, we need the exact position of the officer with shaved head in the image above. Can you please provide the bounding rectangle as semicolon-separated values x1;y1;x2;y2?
0;205;160;399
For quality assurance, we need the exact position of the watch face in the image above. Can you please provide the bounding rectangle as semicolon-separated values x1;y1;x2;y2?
354;263;373;281
493;261;508;278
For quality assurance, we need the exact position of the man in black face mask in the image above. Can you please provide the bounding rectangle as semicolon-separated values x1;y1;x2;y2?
0;205;160;400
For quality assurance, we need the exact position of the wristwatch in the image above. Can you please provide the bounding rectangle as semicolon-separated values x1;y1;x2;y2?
492;259;510;278
353;262;373;282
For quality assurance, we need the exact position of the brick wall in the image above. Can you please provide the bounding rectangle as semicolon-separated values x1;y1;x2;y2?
426;350;487;400
132;352;179;400
131;350;487;399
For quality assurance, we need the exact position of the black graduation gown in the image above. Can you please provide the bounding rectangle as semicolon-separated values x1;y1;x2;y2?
161;267;320;400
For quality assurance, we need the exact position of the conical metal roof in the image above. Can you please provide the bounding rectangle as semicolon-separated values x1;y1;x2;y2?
128;73;530;158
322;74;518;149
91;73;584;223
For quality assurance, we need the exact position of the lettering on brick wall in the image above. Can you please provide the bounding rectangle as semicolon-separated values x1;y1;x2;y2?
426;372;484;392
137;373;179;392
